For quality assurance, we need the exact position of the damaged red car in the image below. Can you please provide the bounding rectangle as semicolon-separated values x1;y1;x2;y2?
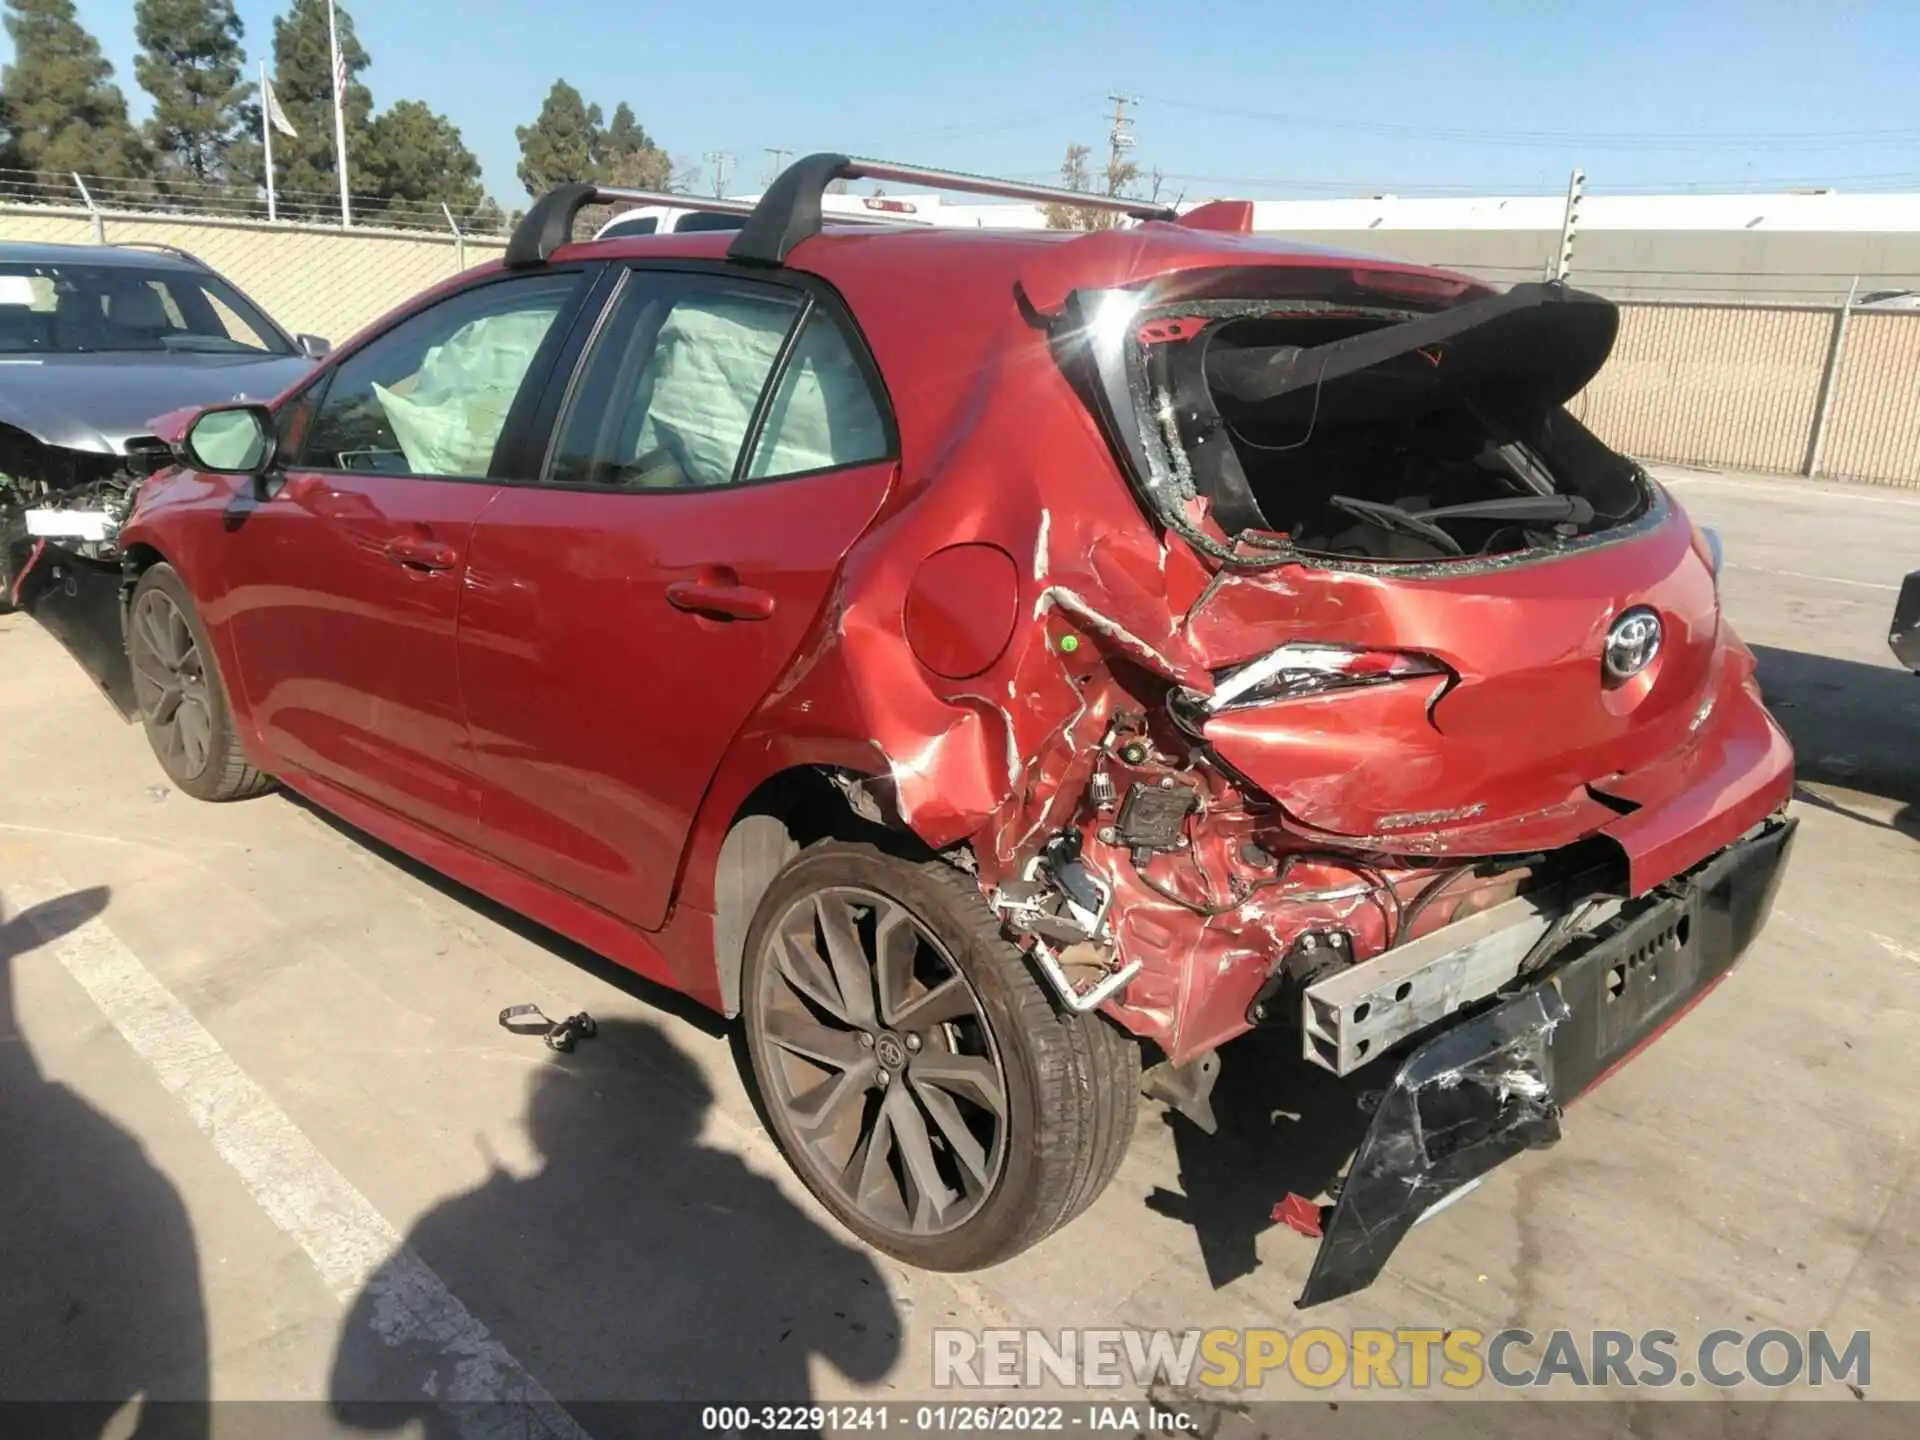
17;156;1796;1305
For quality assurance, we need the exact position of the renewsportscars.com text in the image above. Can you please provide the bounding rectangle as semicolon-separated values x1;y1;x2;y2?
933;1326;1871;1392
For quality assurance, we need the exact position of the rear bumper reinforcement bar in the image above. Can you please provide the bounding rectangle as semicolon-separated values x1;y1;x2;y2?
1296;812;1797;1308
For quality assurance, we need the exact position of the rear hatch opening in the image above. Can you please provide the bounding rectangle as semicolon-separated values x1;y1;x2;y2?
1074;277;1652;569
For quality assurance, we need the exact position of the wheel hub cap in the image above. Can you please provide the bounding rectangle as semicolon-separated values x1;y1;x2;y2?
752;884;1009;1239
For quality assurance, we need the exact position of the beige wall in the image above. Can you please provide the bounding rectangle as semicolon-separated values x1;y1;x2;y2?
1572;304;1834;475
1568;301;1920;488
1820;311;1920;486
5;203;1919;487
0;204;506;347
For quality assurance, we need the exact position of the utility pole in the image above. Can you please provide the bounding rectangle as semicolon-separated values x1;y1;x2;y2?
764;148;792;187
1105;92;1138;197
704;151;734;198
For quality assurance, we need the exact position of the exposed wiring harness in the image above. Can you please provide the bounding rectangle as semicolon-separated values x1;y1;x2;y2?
1128;843;1407;936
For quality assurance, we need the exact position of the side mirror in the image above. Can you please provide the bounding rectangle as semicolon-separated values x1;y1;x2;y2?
296;333;332;360
183;404;277;476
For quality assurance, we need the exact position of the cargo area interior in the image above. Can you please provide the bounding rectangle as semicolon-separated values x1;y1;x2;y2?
1159;301;1651;561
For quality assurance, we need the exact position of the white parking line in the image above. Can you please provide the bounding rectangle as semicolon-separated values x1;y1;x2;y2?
1725;563;1900;592
16;882;590;1440
1662;473;1920;509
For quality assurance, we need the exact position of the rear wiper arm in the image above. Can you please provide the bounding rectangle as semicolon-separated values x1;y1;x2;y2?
1325;495;1464;555
1410;494;1595;526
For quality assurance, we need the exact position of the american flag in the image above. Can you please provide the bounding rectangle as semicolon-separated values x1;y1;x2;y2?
328;0;348;107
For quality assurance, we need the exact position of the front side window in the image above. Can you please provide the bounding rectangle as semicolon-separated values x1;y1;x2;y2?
299;272;581;478
549;271;889;489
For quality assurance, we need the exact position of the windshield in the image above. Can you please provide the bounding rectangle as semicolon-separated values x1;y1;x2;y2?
0;260;293;356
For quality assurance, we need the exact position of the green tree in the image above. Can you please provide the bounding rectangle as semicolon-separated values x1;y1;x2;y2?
598;102;649;163
515;79;599;198
1042;140;1139;232
227;0;373;218
364;99;483;218
133;0;250;185
1;0;148;185
0;91;23;175
594;101;669;189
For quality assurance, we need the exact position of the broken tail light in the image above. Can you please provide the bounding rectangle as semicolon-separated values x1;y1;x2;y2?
1204;643;1452;714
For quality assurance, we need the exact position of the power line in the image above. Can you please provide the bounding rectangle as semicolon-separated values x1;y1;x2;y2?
877;106;1088;146
1135;93;1920;152
703;150;733;198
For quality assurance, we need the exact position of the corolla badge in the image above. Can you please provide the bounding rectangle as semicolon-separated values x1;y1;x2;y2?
1603;607;1663;681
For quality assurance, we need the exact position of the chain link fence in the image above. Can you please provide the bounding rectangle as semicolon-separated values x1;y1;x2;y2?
2;184;1918;485
0;166;511;237
1571;299;1920;487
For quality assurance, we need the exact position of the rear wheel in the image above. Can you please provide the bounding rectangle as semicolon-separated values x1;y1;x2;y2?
741;841;1138;1270
127;564;271;802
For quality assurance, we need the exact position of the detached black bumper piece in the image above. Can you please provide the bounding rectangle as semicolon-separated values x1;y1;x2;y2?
1297;814;1797;1308
1890;570;1920;674
15;541;138;719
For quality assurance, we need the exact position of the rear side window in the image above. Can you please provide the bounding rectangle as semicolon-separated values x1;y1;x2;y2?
547;271;889;489
745;312;888;479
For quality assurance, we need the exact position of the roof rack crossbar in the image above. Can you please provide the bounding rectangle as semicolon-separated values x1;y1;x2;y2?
504;179;927;268
506;152;1185;269
729;154;1178;265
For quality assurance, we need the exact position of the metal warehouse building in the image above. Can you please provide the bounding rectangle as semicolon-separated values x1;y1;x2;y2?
863;189;1920;305
1237;191;1920;304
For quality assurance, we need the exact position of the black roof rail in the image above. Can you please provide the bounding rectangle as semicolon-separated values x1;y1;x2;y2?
505;184;757;267
505;154;1182;270
504;182;921;268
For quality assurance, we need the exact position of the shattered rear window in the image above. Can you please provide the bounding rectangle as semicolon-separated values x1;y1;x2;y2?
1099;290;1648;565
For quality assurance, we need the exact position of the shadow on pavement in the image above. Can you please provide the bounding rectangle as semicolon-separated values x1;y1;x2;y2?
1751;643;1920;836
1145;1025;1374;1292
328;1015;902;1439
0;886;211;1440
281;793;730;1038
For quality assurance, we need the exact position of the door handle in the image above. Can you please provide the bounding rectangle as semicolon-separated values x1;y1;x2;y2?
386;535;458;572
666;579;776;621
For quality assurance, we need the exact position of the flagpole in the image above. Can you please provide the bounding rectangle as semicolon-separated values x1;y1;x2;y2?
261;59;278;223
327;0;351;227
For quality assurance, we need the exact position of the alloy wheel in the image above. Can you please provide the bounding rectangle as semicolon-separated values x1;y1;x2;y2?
752;884;1009;1238
129;588;214;780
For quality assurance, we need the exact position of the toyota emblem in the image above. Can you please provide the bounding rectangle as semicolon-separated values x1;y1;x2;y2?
1603;607;1663;681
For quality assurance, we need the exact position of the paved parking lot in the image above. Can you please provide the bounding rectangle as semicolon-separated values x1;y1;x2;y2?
2;464;1916;1430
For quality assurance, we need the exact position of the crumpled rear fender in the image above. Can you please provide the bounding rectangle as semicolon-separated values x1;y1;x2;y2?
671;336;1218;926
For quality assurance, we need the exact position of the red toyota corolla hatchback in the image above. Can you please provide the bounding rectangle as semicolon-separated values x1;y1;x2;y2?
17;155;1796;1304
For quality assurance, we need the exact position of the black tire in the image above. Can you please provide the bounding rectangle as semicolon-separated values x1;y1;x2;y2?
127;563;273;802
741;840;1139;1271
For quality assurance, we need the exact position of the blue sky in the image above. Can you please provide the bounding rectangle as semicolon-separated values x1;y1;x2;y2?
27;0;1920;204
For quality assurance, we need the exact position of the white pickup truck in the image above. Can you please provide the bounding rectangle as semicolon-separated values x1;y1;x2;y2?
592;190;1050;239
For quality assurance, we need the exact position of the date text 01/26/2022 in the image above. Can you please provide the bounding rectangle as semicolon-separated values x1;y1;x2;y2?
699;1404;1195;1433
